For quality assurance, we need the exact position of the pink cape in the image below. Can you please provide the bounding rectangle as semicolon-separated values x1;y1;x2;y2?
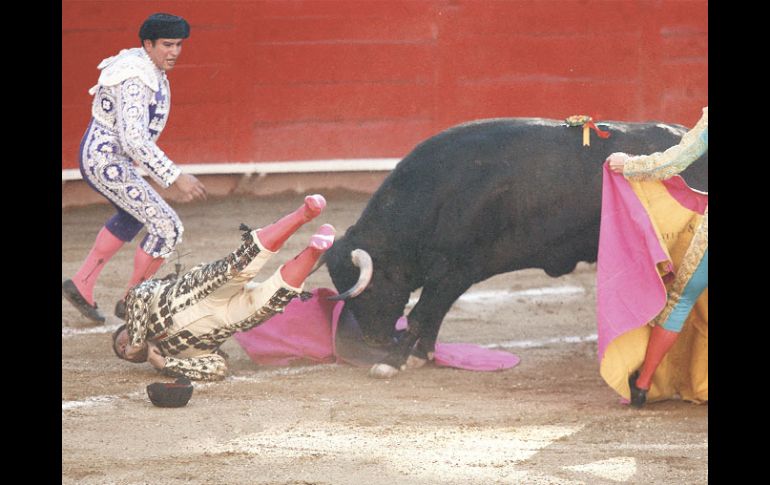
234;288;520;371
596;163;707;360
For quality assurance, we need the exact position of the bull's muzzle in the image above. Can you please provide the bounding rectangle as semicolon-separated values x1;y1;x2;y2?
335;307;389;366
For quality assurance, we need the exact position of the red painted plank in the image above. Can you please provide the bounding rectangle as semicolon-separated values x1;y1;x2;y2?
62;33;129;98
661;98;707;128
232;120;436;161
440;33;641;80
170;65;236;105
660;63;708;95
62;1;143;31
62;1;236;38
173;29;237;67
439;0;645;37
161;138;233;165
62;0;708;170
661;33;708;61
247;0;436;18
160;103;233;141
248;43;435;83
249;83;433;123
436;81;641;124
659;2;709;31
250;15;435;44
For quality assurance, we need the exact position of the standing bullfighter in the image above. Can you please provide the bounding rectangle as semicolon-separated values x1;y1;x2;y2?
605;107;708;408
63;13;207;324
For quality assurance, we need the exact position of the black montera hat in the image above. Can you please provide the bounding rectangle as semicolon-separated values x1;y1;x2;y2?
139;13;190;41
147;378;194;408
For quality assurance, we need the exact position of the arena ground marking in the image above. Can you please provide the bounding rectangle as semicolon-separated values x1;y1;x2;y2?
486;333;598;349
190;422;585;482
64;326;599;351
62;365;335;411
407;285;586;306
62;395;121;411
614;442;708;450
63;286;588;338
563;456;637;482
61;321;123;337
458;285;586;302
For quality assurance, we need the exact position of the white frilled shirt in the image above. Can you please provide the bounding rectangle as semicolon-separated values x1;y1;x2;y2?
87;47;181;188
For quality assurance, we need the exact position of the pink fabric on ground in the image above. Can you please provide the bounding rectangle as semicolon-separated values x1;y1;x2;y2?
393;316;520;370
595;163;707;360
234;288;338;366
434;343;520;370
236;289;519;371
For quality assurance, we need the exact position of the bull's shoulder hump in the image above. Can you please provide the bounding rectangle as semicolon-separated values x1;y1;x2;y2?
451;117;564;130
438;118;686;139
443;117;687;133
593;120;687;136
425;118;564;144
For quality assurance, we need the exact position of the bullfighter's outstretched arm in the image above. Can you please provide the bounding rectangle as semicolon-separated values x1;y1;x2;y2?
623;107;708;181
161;354;228;381
143;341;228;381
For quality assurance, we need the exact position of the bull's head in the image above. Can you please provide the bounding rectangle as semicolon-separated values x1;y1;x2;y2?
327;249;373;301
325;239;409;349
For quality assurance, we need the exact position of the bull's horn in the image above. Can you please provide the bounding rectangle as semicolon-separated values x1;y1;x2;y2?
328;249;373;301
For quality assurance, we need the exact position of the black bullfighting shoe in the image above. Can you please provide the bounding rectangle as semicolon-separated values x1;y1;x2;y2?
114;299;127;320
628;370;648;409
62;279;106;324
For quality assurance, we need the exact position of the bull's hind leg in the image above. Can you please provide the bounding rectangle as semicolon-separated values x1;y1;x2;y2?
370;279;471;378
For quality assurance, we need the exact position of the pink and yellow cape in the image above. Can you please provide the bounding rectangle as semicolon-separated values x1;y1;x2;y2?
596;163;707;403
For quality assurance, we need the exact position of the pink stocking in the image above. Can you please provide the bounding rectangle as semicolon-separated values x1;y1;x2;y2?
72;227;125;305
280;224;335;287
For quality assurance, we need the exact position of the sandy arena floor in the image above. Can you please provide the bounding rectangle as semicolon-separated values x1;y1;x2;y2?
62;190;707;484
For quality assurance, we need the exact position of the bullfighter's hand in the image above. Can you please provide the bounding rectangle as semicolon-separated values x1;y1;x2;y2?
606;152;631;173
174;173;208;202
147;342;167;370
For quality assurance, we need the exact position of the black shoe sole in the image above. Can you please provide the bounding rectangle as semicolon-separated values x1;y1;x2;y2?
62;279;106;324
628;370;648;409
114;299;127;320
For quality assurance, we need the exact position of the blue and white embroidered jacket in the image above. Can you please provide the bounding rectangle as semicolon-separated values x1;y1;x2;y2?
85;47;181;188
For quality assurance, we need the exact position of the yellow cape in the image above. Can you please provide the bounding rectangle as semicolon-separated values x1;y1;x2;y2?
600;179;708;404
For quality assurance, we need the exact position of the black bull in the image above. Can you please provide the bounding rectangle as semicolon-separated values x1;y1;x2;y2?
324;117;708;375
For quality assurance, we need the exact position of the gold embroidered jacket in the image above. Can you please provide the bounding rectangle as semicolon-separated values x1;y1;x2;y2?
124;231;300;380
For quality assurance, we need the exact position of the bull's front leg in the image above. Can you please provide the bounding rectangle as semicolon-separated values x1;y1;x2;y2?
406;322;440;369
369;278;470;378
369;322;420;378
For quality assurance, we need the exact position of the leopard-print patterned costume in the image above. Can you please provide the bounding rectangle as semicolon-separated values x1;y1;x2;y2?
124;229;301;380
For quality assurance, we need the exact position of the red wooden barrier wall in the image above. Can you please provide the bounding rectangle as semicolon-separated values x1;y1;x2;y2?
61;0;708;170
